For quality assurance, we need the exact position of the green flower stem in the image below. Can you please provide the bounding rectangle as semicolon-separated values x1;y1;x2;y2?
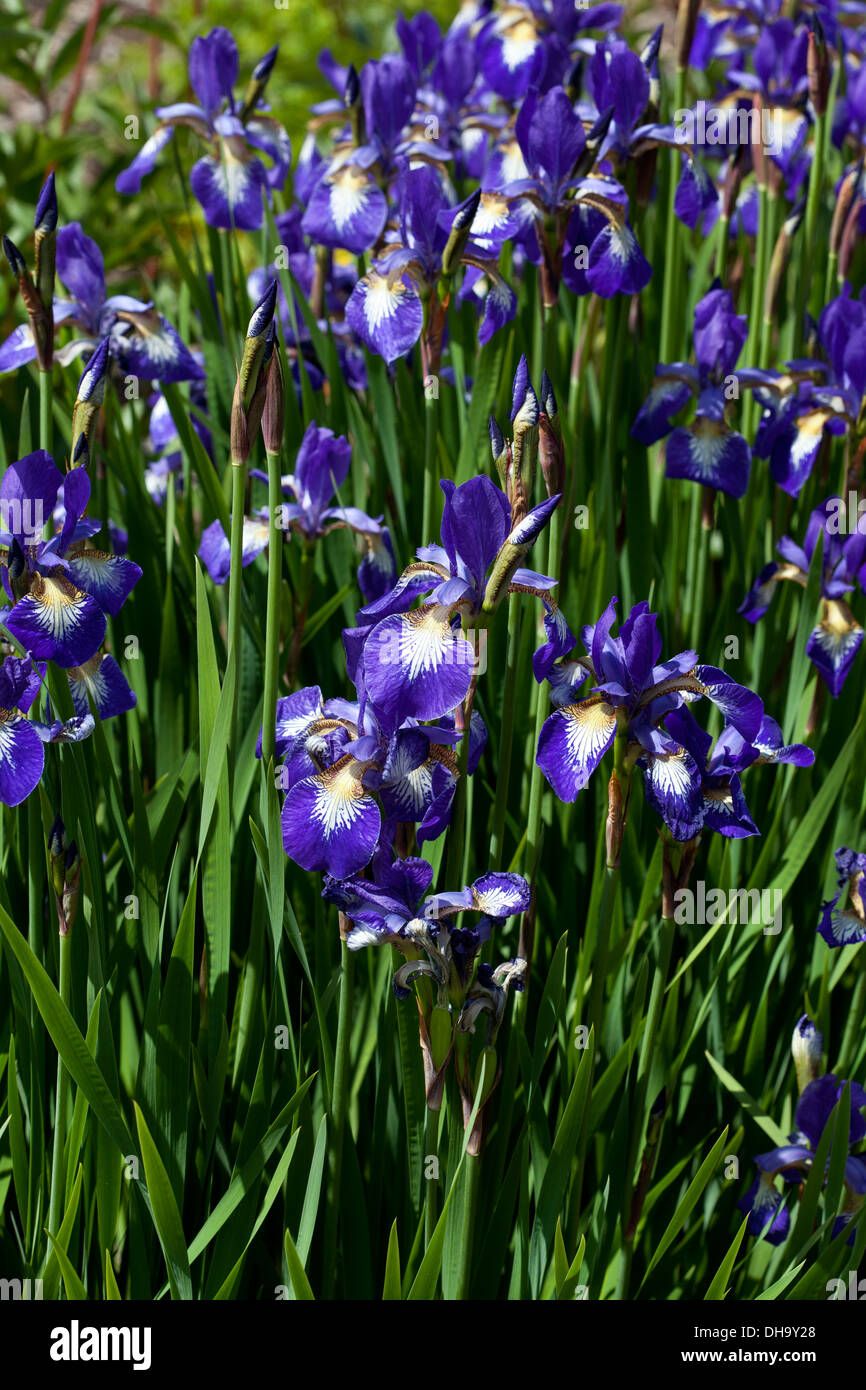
422;392;438;546
227;457;246;753
454;1150;481;1300
260;449;283;769
489;601;523;870
658;66;687;365
39;368;53;458
743;183;768;440
323;937;353;1298
835;948;866;1075
46;929;72;1245
424;1105;439;1244
798;111;826;340
524;505;562;881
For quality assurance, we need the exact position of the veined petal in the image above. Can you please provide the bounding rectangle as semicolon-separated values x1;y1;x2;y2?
64;550;142;617
665;418;750;498
5;573;106;668
0;322;38;373
301;166;388;253
817;898;866;948
695;665;763;741
189;153;267;231
702;776;759;838
357;561;448;622
345;269;424;364
0;714;45;806
470;871;530;918
640;746;703;841
536;696;617;803
364;607;476;723
587;220;652;298
281;753;380;878
256;685;323;760
68;652;136;720
806;603;863;697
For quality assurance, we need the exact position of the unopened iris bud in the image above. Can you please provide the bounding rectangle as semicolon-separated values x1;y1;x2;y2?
792;1015;823;1093
573;105;614;182
238;281;278;411
71;338;110;460
8;539;29;600
48;813;67;860
489;414;505;465
808;19;830;118
261;343;285;456
345;64;364;145
538;369;564;498
240;44;279;119
640;23;663;71
60;840;81;937
511;366;539;500
442;188;481;279
830;158;863;257
675;0;700;71
33;171;58;312
3;234;28;280
765;196;805;321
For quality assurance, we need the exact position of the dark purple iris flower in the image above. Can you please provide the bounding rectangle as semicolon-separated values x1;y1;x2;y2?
0;451;141;669
817;846;866;948
739;1072;866;1245
752;286;866;496
632;285;769;498
116;28;290;230
344;163;515;363
739;495;865;697
0;223;202;383
352;471;561;729
198;421;394;601
535;597;779;832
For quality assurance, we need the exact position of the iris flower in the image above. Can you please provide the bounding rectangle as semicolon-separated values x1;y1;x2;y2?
353;470;561;730
198;421;395;602
0;223;202;382
739;1073;866;1245
535;597;775;837
817;846;866;948
739;495;865;697
116;28;290;230
0;451;141;669
631;285;767;498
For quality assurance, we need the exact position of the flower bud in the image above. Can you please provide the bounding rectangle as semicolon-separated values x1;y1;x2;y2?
239;44;278;121
261;343;285;457
807;19;830;119
676;0;700;71
441;188;481;278
538;369;564;498
791;1014;823;1093
34;172;58;314
71;338;110;461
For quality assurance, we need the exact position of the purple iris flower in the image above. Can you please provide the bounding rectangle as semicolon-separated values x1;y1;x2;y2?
752;286;866;496
272;677;484;879
739;495;865;697
354;472;561;730
0;451;142;669
0;655;46;806
817;846;866;948
0;223;202;382
197;422;395;602
345;164;515;362
639;705;813;842
475;0;622;102
739;1072;866;1245
116;28;290;230
536;596;765;812
631;285;768;499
